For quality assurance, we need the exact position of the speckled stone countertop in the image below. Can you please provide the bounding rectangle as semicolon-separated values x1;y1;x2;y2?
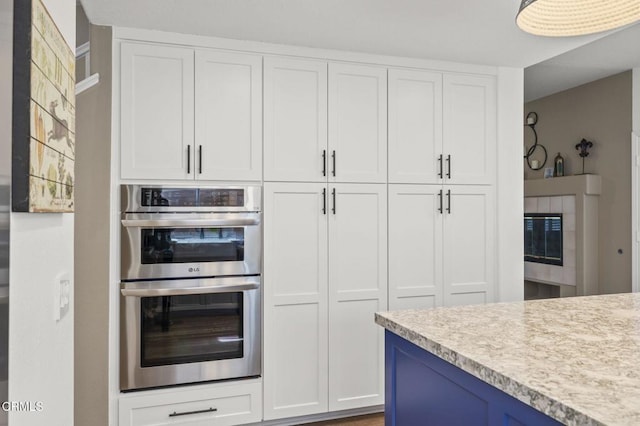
375;293;640;426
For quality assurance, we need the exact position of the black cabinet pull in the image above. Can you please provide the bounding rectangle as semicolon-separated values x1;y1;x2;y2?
322;188;327;215
332;188;336;214
438;154;443;179
446;155;451;179
322;150;326;177
198;145;202;174
438;189;443;214
446;189;451;214
169;407;217;417
331;150;336;177
187;145;191;174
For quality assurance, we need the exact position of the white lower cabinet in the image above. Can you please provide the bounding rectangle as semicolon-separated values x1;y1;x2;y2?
118;380;262;426
389;184;494;310
263;182;387;420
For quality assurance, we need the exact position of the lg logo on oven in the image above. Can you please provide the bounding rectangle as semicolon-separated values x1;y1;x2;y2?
188;267;200;273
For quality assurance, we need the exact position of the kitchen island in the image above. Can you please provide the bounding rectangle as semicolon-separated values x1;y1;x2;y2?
375;293;640;426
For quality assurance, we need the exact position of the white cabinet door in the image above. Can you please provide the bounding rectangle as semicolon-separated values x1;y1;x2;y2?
443;74;496;185
195;50;262;181
120;42;194;180
264;57;327;182
388;69;442;184
443;185;495;306
328;64;387;183
328;183;387;411
263;183;328;419
388;185;443;310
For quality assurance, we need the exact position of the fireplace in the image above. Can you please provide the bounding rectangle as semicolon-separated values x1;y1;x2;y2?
524;213;563;266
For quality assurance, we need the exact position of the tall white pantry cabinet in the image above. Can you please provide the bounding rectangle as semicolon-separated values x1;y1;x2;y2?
387;69;496;310
115;29;519;426
263;56;388;419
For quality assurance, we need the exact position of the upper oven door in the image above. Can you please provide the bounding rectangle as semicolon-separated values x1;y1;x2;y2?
121;212;262;280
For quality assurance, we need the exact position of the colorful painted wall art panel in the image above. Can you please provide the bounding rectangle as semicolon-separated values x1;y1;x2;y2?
12;0;75;212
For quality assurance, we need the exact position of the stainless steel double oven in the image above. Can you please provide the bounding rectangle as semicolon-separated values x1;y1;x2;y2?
120;185;261;391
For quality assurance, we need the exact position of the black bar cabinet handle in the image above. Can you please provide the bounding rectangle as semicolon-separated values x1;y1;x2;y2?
322;150;326;177
187;145;191;174
446;189;451;214
438;154;443;178
331;150;336;177
322;188;327;215
438;189;443;214
332;188;336;215
169;407;217;417
198;145;202;174
446;155;451;179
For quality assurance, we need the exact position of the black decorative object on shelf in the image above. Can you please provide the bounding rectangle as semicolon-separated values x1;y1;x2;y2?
575;138;594;175
523;111;547;170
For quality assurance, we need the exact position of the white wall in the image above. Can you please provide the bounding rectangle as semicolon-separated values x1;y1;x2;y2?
497;66;525;302
8;1;75;425
633;68;640;292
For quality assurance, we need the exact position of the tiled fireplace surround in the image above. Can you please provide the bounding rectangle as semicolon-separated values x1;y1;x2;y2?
524;196;576;286
523;175;601;298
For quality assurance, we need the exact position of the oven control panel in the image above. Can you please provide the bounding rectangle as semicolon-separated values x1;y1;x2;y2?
141;188;245;207
127;186;256;211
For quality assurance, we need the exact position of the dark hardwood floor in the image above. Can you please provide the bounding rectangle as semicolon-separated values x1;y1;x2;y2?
306;413;384;426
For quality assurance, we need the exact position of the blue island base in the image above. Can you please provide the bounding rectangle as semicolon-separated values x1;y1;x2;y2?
384;330;562;426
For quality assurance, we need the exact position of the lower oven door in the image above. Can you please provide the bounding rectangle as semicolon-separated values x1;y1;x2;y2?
120;276;261;391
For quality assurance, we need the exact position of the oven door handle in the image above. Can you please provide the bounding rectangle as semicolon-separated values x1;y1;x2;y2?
121;218;260;228
121;282;260;297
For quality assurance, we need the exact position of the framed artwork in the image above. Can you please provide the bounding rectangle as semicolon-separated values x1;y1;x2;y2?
12;0;75;212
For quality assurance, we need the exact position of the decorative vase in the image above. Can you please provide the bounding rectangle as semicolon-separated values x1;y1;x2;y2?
553;152;564;177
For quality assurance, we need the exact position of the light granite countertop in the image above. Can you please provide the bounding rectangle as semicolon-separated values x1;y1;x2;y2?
375;293;640;426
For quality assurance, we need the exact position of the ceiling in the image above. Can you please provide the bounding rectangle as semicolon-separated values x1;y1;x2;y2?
80;0;640;100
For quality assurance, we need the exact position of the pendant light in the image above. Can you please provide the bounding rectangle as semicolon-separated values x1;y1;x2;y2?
516;0;640;37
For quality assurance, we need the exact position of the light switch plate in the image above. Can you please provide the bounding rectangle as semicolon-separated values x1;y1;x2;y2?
54;271;71;321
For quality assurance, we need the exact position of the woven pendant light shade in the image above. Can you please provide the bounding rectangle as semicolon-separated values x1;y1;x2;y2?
516;0;640;36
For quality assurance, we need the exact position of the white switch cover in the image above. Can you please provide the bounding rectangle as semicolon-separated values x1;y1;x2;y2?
54;272;71;321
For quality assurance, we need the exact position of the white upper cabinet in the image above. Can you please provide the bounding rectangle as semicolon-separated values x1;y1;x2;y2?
120;43;262;181
388;69;443;184
388;70;496;185
443;74;496;185
195;50;262;181
328;64;387;183
264;57;328;182
120;42;194;180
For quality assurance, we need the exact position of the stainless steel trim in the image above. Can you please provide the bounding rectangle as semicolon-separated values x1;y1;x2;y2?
121;217;260;228
121;276;260;297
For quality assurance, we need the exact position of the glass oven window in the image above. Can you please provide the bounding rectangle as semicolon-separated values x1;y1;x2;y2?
140;292;244;367
140;227;245;264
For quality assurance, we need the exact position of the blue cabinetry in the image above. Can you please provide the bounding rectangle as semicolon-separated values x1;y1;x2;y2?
384;331;562;426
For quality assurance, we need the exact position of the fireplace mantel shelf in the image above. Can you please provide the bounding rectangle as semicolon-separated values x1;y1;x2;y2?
525;174;601;198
